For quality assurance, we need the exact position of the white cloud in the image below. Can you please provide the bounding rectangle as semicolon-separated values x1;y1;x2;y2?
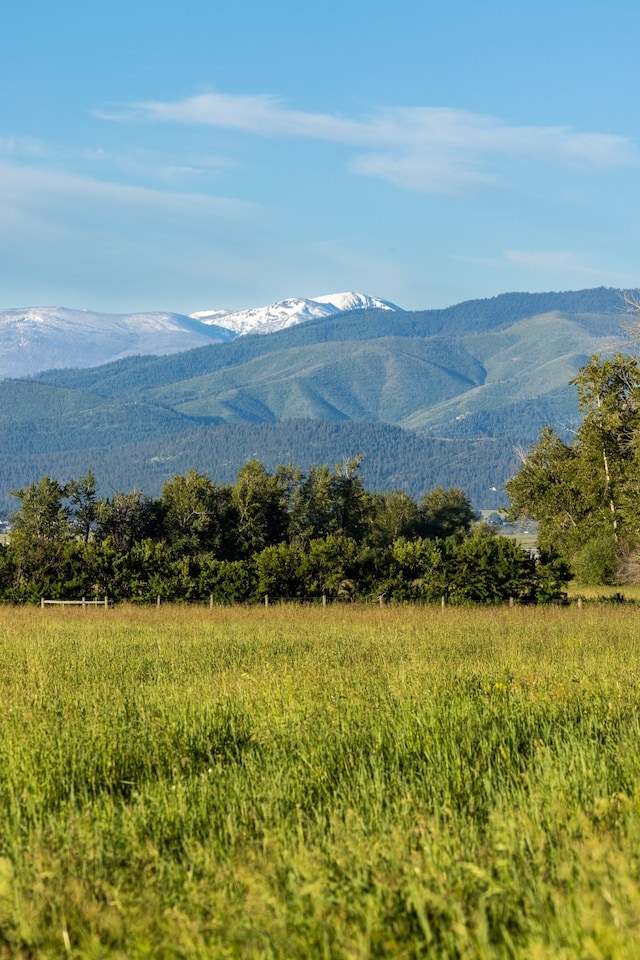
105;92;636;195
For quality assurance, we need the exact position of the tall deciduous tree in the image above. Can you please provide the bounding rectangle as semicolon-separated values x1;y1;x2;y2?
571;353;640;545
506;352;640;583
418;486;477;541
289;463;335;545
8;477;74;600
67;471;98;544
161;470;237;558
10;476;71;545
232;460;291;557
368;489;421;547
95;491;160;553
328;455;374;541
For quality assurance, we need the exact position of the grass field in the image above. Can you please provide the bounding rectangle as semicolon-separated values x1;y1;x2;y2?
1;603;640;958
566;582;640;601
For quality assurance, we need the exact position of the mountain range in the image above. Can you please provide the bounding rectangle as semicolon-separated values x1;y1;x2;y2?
0;292;399;379
0;286;631;516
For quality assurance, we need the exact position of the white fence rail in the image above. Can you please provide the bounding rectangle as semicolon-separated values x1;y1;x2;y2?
41;598;109;608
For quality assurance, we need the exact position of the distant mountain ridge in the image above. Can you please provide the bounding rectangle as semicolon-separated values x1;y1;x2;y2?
0;286;631;515
0;292;401;379
0;306;235;379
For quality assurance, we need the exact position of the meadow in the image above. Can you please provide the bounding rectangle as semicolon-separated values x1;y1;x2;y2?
0;603;640;958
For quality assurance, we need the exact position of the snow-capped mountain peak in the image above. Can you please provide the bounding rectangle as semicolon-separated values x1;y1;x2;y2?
311;292;401;313
193;297;333;336
190;291;401;337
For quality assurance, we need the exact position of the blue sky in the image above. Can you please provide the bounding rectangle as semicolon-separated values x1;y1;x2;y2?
2;0;639;314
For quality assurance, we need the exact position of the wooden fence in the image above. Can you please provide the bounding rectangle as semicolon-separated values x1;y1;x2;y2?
37;594;578;610
41;598;109;608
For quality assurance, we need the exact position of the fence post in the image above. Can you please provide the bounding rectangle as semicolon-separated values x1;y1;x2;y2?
209;594;214;609
105;597;108;609
322;593;327;609
509;596;515;609
157;595;161;607
441;596;446;610
41;597;45;609
577;596;583;610
264;594;269;608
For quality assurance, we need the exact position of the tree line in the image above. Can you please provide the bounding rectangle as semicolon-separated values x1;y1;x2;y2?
0;457;568;604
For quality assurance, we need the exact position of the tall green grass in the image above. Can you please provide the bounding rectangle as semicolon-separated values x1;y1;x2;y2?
0;604;639;957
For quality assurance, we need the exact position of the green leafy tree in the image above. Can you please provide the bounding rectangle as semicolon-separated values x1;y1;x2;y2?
505;426;582;554
0;543;15;599
440;531;539;604
329;456;374;541
368;489;421;548
7;477;73;600
507;353;640;582
232;460;291;557
570;353;640;545
289;464;335;545
384;537;439;600
67;471;98;544
196;557;253;603
89;537;173;601
254;542;306;600
95;491;161;552
160;470;238;558
10;476;71;545
305;535;361;599
418;487;477;541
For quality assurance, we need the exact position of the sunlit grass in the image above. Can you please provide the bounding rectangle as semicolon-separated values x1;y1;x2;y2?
0;603;640;957
567;582;640;600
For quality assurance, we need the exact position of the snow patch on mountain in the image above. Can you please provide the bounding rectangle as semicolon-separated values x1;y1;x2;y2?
189;308;233;324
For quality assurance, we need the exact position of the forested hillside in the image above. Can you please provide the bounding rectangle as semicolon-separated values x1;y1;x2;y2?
0;420;516;516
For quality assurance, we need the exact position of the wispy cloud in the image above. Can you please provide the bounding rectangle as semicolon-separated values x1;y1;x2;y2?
0;160;263;224
101;92;636;195
0;133;234;187
0;135;52;159
0;157;266;287
0;158;273;311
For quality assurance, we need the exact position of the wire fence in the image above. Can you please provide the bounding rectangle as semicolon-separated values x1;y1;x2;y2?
26;592;588;609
